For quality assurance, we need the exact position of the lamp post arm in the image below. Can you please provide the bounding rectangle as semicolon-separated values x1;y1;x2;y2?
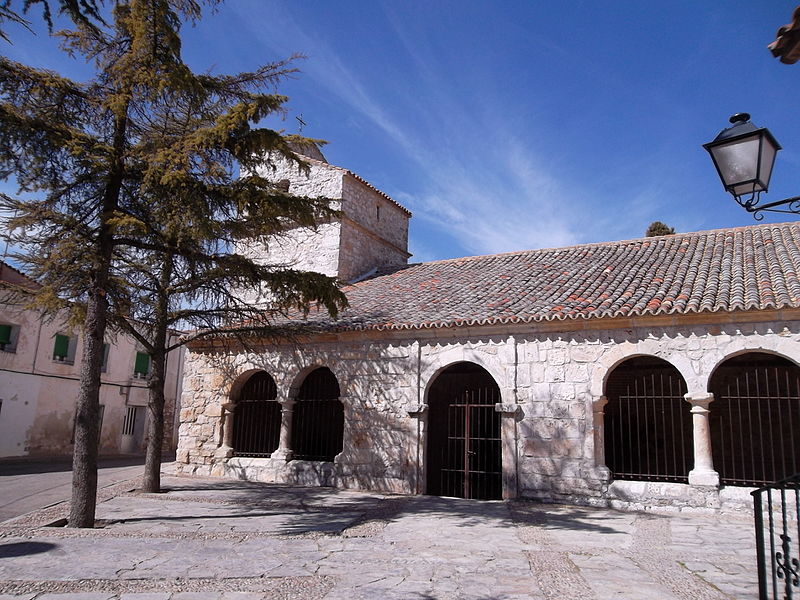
746;195;800;212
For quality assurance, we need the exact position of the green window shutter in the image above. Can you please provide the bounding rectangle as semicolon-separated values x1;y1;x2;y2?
134;351;150;374
0;325;11;345
53;334;70;358
100;343;110;370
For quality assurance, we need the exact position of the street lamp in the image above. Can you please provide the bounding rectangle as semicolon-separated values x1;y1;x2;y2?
703;113;800;219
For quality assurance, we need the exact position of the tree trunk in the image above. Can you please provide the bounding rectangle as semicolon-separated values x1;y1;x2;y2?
143;349;166;493
142;253;173;493
68;109;128;528
68;285;108;527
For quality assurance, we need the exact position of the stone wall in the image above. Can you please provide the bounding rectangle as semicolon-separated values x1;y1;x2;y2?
176;315;800;512
341;175;409;254
242;155;410;285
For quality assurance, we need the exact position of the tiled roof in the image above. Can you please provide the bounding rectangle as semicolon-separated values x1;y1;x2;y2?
0;260;40;291
283;222;800;333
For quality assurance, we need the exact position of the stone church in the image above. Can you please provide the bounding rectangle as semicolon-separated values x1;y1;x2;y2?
176;146;800;512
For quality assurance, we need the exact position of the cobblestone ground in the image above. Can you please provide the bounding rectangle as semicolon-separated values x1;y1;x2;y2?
0;475;759;599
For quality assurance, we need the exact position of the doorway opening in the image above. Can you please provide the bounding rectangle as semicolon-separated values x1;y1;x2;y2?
427;362;502;500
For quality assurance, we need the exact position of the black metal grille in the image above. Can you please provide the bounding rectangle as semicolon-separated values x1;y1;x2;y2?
427;363;502;500
604;357;692;483
753;474;800;599
292;367;343;461
710;353;800;487
232;371;280;457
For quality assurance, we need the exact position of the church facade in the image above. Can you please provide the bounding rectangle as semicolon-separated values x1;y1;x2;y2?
176;149;800;512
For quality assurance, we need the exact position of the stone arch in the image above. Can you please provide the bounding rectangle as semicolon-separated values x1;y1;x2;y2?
707;351;800;486
425;361;503;500
420;346;510;407
287;362;348;403
707;345;800;387
603;355;692;483
589;341;698;398
228;370;280;457
291;366;344;462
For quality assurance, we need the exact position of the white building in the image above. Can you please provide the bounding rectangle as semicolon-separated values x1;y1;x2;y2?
0;261;185;458
176;148;800;512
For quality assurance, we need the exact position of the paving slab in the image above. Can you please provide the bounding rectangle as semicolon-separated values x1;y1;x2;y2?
0;473;761;599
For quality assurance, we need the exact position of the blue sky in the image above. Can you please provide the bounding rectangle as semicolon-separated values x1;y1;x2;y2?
4;1;800;263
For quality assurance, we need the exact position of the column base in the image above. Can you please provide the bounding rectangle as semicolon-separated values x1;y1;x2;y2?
214;445;234;459
688;468;720;488
271;448;294;462
590;466;612;483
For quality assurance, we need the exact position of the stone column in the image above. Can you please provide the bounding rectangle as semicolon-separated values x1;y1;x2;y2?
271;398;295;461
495;402;520;500
684;392;720;487
591;396;611;481
215;402;235;459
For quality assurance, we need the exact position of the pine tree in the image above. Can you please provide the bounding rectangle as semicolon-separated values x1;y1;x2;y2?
0;0;345;522
645;221;676;237
0;0;103;41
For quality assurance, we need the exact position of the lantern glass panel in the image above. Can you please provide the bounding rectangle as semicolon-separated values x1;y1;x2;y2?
758;137;777;191
710;134;762;191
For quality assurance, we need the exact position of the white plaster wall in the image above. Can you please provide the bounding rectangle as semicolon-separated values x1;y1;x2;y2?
0;294;185;457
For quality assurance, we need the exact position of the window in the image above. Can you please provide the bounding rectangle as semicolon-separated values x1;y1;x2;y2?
53;333;77;364
0;323;20;353
133;351;150;379
100;343;110;373
376;205;381;221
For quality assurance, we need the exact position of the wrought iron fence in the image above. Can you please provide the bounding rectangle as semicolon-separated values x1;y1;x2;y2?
753;474;800;599
604;359;692;482
711;354;800;487
232;372;281;457
292;367;343;461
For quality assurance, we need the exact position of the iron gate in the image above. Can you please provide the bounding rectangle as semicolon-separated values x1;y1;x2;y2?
427;365;502;500
753;474;800;599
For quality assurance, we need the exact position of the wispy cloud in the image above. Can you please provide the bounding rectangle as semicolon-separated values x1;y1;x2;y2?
232;4;585;258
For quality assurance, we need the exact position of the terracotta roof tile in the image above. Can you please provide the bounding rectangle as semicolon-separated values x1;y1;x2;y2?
277;222;800;333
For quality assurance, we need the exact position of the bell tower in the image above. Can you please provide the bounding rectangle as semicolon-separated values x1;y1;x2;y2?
242;145;412;284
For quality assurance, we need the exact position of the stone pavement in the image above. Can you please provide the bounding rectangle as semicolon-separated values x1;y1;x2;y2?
0;473;759;599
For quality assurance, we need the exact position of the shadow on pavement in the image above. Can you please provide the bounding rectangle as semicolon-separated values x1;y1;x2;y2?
0;455;152;477
0;541;58;558
107;476;635;537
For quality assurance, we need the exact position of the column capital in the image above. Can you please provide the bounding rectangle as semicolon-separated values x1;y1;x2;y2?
592;396;608;412
279;397;296;410
684;392;714;412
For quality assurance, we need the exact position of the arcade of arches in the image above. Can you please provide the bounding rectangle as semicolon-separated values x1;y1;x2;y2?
178;328;800;511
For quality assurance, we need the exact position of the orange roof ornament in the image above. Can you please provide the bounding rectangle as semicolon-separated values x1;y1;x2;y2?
768;6;800;64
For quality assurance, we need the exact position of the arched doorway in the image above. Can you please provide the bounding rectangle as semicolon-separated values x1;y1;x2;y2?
292;367;344;461
604;356;692;482
709;352;800;486
426;362;502;500
232;371;280;457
